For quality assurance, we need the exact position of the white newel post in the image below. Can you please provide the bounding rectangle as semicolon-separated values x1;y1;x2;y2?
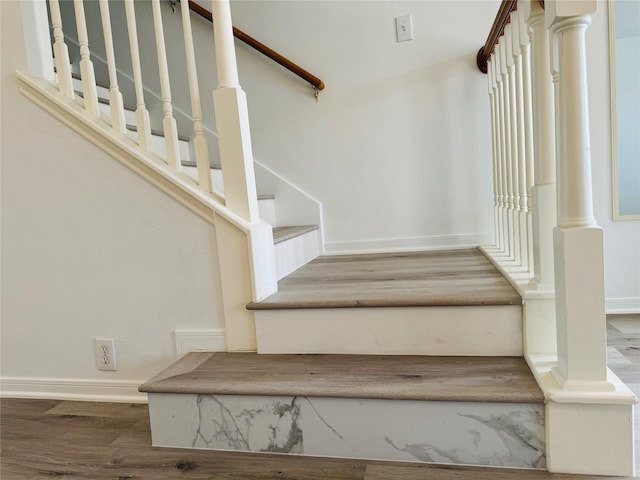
151;0;181;170
99;0;126;135
211;0;260;223
73;0;99;116
546;0;611;391
210;0;277;351
124;0;152;151
19;0;55;82
180;0;214;196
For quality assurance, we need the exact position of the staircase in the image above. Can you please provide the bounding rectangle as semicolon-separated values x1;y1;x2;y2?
15;0;636;476
138;246;543;470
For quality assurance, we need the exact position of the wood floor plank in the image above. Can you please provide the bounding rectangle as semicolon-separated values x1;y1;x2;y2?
248;248;522;309
139;353;544;403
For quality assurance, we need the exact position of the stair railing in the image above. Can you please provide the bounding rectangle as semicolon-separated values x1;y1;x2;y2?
479;0;613;390
186;0;325;95
29;0;278;351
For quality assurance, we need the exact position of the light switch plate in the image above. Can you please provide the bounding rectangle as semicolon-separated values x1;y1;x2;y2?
396;14;413;42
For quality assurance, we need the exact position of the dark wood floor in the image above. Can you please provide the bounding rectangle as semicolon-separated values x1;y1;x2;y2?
2;315;638;480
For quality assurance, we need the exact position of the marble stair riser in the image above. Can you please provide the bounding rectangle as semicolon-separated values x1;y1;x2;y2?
146;392;545;470
254;305;523;355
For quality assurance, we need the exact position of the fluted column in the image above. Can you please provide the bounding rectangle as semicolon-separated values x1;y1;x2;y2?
546;0;611;391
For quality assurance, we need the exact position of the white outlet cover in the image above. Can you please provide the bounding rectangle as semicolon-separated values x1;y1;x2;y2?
396;14;413;42
94;337;117;371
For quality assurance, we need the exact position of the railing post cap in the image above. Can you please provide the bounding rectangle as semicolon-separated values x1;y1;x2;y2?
545;0;597;28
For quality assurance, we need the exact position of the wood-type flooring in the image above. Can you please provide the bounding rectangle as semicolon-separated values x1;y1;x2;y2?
2;316;638;480
248;248;522;309
139;353;544;403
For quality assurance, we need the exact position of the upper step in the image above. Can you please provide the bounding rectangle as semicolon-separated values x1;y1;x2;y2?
248;248;521;310
249;248;524;355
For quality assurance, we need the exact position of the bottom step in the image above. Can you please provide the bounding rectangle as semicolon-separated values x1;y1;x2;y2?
140;352;546;470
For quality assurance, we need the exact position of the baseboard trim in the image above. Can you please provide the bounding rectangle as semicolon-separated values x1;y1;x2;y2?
605;297;640;314
0;377;147;403
324;233;493;255
174;328;227;356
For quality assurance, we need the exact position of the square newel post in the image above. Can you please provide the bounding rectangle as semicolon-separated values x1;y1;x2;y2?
211;0;260;224
538;2;636;475
545;0;611;392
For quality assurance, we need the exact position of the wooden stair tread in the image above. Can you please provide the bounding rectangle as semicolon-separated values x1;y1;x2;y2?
248;248;522;310
272;225;318;245
139;352;544;404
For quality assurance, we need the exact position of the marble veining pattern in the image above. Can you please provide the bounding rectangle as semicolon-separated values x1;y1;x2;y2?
192;395;303;453
148;393;545;469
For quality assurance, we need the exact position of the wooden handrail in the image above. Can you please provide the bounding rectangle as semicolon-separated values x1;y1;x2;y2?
476;0;518;74
187;1;325;91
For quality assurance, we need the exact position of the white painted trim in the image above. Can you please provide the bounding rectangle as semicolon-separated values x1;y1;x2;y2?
274;229;320;280
16;71;249;232
174;329;227;356
605;297;640;314
324;233;493;256
0;377;147;403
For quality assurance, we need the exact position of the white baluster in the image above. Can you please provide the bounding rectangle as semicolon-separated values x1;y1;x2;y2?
498;38;510;256
519;7;535;276
99;0;126;134
512;11;529;273
507;24;522;266
546;0;611;390
73;0;99;116
49;0;74;98
501;33;515;260
492;57;505;251
124;0;152;151
151;0;181;170
488;56;500;249
212;0;260;223
526;0;556;292
180;0;213;194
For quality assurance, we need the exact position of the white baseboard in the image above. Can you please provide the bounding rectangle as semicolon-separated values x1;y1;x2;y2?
0;377;147;403
605;297;640;314
324;233;493;255
174;328;227;356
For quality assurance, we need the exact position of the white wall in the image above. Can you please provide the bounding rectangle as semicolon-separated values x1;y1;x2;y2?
587;2;640;312
231;1;497;253
1;0;225;402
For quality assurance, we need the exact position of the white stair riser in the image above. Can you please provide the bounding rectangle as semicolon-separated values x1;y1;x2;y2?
255;305;523;355
97;100;137;127
182;166;223;195
275;229;320;280
147;392;545;469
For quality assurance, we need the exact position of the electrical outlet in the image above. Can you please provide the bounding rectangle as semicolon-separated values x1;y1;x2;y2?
94;337;117;371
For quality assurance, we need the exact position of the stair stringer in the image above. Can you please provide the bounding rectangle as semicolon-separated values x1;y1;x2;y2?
17;71;277;351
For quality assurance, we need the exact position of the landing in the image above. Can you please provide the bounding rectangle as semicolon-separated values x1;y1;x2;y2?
248;248;521;310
